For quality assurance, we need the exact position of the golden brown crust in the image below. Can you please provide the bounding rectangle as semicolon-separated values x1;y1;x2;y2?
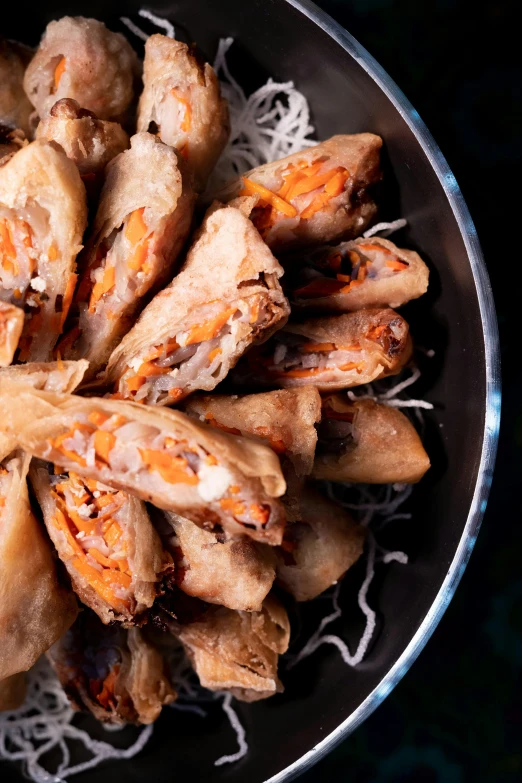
0;302;24;366
138;35;230;192
23;17;140;121
219;134;382;251
176;595;290;701
36;98;129;179
0;359;88;392
0;39;34;136
313;396;430;483
274;486;365;601
164;512;276;611
183;386;321;477
0;451;78;680
0;382;287;544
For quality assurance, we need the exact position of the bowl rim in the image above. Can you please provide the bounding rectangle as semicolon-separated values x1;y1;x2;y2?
267;1;502;781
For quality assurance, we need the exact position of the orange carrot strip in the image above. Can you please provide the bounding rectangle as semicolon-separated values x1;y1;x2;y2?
204;413;242;436
240;178;297;217
89;266;115;313
171;89;192;132
104;522;123;548
367;324;387;340
357;242;394;254
338;362;363;371
279;367;323;378
325;168;349;196
52;509;85;556
250;504;270;525
125;208;147;245
185;307;237;346
208;347;222;363
88;548;115;568
136;361;173;377
54;57;66;89
143;339;179;362
386;259;409;271
168;388;184;401
286;168;337;200
102;570;131;588
140;449;198;485
294;278;347;298
299;342;336;353
88;411;110;427
300;192;331;220
47;244;58;261
94;430;116;464
127;241;150;271
126;375;146;393
220;498;246;515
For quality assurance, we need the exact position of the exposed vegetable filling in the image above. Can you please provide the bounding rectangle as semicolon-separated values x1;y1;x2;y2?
240;157;350;236
116;294;269;405
151;86;193;158
49;469;135;611
291;241;410;300
43;410;275;533
53;56;66;91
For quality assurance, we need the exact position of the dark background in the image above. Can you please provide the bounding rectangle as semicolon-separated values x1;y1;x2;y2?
301;1;521;781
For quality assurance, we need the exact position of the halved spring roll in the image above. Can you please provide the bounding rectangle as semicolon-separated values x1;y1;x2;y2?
219;134;382;251
23;16;140;121
0;383;287;544
59;133;195;376
236;308;412;392
274;486;365;601
0;38;34;136
106;204;290;405
138;34;230;192
0;446;78;681
0;140;87;361
0;358;88;393
285;236;430;311
0;301;24;366
174;595;290;702
313;394;430;483
31;461;173;626
36;98;129;197
48;609;175;724
158;511;275;612
0;673;26;711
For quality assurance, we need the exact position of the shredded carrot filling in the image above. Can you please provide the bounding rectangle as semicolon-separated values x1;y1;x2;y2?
47;243;58;261
0;220;18;276
89;265;115;313
240;178;298;218
125;208;148;245
96;666;120;709
250;504;270;525
253;426;287;455
220;498;246;515
300;342;337;353
171;88;192;132
136;360;173;377
278;367;324;378
185;307;237;345
94;430;116;464
208;347;222;363
367;324;387;340
126;375;146;393
386;259;409;271
294;278;347;298
140;449;199;485
142;339;180;362
54;57;66;89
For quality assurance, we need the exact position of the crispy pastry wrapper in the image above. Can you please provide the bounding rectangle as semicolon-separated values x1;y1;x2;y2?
0;673;26;711
138;35;230;192
106;204;290;405
31;461;172;626
183;387;321;478
274;486;365;601
219;134;382;251
285;236;430;311
161;511;276;612
176;595;290;702
0;38;34;136
0;140;87;362
313;395;430;483
0;382;287;544
60;132;195;376
235;308;412;392
0;358;88;392
0;302;24;366
23;16;140;121
0;449;78;680
36;99;129;192
48;610;175;724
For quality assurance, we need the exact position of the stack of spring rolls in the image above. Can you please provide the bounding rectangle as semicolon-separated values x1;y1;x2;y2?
0;17;431;721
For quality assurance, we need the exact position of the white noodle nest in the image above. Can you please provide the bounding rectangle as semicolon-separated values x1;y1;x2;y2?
0;13;435;781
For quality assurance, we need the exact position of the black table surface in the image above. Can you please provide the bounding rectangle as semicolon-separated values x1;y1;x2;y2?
301;1;521;781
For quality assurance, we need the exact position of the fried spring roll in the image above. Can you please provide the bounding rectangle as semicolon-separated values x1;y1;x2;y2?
0;383;286;544
31;461;172;626
183;387;321;477
237;309;412;392
0;39;34;136
0;302;24;366
0;128;28;167
0;358;88;393
48;610;175;724
106;204;289;405
0;446;78;681
0;673;26;711
160;511;275;611
36;99;129;194
138;35;230;192
313;395;430;483
285;236;430;311
60;133;195;375
23;17;139;121
0;140;87;361
275;487;365;601
175;596;290;702
219;134;382;251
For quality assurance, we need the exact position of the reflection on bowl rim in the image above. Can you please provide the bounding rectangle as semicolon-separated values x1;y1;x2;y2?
268;1;501;781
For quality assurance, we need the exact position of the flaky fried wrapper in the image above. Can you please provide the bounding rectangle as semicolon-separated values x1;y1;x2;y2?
0;447;78;680
164;512;276;612
0;381;286;544
313;396;430;483
31;461;170;626
0;302;24;367
0;358;88;392
176;595;290;702
274;486;365;601
48;611;175;724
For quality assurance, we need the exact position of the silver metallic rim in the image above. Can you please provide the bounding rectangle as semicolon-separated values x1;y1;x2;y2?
267;1;501;780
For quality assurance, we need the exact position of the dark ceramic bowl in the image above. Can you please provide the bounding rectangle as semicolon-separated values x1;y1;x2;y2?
2;1;500;781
